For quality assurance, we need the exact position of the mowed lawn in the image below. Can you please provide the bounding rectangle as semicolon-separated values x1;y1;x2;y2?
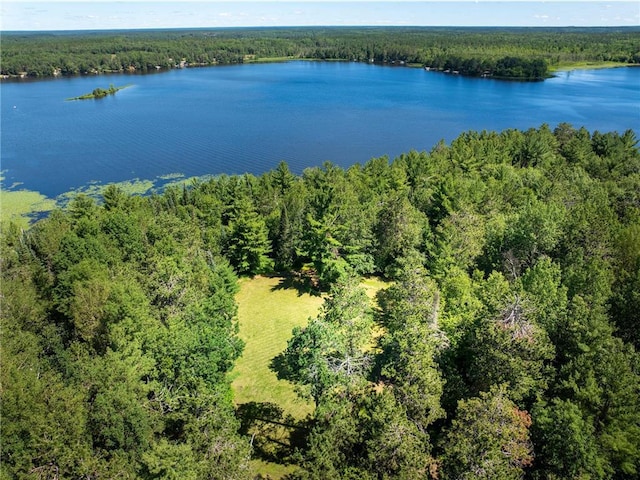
231;275;389;478
231;276;324;419
231;275;390;419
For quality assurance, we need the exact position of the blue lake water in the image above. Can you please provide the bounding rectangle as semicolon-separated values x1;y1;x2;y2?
2;61;639;198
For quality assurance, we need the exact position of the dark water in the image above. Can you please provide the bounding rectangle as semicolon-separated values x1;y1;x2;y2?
2;62;639;197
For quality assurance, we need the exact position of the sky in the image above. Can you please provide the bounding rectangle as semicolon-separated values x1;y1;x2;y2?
1;1;639;31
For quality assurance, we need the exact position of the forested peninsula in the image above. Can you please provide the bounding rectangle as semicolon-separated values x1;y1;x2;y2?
2;27;639;81
2;124;639;479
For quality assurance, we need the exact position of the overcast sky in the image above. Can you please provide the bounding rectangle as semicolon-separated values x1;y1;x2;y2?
2;1;639;31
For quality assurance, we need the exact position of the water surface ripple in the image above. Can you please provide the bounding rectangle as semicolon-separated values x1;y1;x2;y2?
2;62;639;197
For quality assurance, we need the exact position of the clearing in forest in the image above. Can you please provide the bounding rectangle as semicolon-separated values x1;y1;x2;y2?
231;275;389;418
231;275;324;419
231;275;389;478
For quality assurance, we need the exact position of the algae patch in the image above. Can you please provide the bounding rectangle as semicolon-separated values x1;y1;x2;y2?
56;178;155;207
0;173;215;229
0;189;57;229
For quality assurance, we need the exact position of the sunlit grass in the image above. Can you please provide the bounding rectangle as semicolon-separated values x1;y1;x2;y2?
550;61;631;73
232;275;322;480
231;274;391;417
232;275;323;420
361;275;391;299
249;459;299;479
231;274;389;479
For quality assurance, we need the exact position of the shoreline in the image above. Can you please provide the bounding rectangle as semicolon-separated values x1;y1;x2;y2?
3;58;638;84
549;61;632;74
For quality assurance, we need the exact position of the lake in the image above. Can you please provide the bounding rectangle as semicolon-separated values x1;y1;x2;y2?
2;61;639;198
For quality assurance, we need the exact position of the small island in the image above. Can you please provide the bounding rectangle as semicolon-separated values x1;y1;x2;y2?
67;83;131;101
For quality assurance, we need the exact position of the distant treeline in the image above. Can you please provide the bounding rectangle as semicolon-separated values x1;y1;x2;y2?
2;27;639;80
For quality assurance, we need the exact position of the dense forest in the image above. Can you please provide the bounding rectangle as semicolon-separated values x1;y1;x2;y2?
2;27;640;80
2;123;639;479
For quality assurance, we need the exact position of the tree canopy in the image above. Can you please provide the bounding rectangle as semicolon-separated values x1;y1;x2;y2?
2;27;639;80
2;123;639;479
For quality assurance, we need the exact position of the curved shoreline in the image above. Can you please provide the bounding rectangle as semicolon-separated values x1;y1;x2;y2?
3;58;637;85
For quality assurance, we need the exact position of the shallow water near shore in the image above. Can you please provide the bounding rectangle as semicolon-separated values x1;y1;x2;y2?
2;62;639;198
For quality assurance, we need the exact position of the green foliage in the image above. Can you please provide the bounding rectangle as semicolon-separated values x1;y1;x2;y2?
3;28;638;80
142;439;199;480
0;322;94;477
296;388;433;480
440;386;534;480
225;197;272;275
611;221;640;348
556;313;640;477
272;276;374;405
531;398;604;479
3;123;639;479
375;263;447;431
1;191;250;478
301;162;376;286
374;196;427;278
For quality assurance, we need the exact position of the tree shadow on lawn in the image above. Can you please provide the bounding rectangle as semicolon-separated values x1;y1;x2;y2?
236;401;311;465
270;271;322;297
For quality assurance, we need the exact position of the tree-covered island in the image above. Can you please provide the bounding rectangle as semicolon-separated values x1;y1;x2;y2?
66;83;131;101
2;27;639;81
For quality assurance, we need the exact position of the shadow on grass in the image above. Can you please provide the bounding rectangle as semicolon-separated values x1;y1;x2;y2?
270;272;322;297
236;401;311;466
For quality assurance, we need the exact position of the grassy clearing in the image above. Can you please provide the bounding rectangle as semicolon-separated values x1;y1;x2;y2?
550;61;631;73
249;459;299;479
232;274;390;479
0;189;56;229
231;275;391;418
231;275;324;419
361;275;391;299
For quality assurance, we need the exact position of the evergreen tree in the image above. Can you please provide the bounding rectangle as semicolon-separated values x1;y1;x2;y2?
225;197;272;275
440;386;534;480
375;260;447;432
